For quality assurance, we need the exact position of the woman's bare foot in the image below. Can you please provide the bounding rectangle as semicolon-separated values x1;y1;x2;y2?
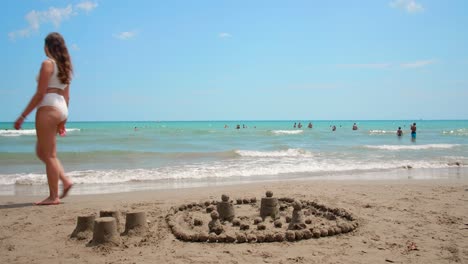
34;196;60;205
60;182;73;199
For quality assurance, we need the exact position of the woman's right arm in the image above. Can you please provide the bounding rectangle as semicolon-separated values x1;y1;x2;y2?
14;60;53;130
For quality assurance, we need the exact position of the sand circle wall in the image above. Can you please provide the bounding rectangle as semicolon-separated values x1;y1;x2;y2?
166;193;359;243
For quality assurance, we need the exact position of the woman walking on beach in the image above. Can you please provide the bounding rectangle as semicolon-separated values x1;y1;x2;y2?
14;32;73;205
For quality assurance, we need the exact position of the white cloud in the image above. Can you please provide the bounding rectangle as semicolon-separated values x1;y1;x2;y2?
400;59;435;68
8;1;97;40
75;1;98;13
219;32;232;39
336;63;391;69
390;0;424;13
114;31;137;40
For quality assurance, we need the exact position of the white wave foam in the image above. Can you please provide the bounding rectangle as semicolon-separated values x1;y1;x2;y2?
0;128;80;137
271;130;303;135
2;157;461;186
365;144;460;150
236;148;314;158
443;128;468;136
369;130;396;134
0;129;36;137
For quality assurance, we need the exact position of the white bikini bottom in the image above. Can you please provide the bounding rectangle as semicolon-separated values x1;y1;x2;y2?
37;93;68;121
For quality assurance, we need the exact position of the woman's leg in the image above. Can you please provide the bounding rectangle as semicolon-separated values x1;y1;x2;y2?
58;160;73;198
35;107;63;205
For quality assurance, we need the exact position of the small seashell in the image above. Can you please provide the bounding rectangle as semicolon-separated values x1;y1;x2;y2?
257;223;266;230
305;219;312;224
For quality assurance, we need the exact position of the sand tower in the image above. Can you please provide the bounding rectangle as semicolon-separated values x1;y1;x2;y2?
216;194;235;221
260;191;279;219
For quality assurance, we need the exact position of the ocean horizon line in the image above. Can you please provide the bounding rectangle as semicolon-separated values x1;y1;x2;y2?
1;119;468;123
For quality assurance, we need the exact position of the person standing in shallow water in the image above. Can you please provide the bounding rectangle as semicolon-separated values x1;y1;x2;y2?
14;32;73;205
397;127;403;137
410;123;417;141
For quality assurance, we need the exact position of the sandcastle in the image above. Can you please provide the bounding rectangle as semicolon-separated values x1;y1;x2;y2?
69;191;359;247
70;215;96;240
166;191;359;243
71;210;148;247
260;191;279;220
216;194;235;221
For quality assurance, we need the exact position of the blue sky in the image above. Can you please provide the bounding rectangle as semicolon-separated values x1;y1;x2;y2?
1;0;467;121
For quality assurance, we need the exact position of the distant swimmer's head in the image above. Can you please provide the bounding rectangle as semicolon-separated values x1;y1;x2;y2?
398;127;401;129
413;123;416;125
44;32;73;84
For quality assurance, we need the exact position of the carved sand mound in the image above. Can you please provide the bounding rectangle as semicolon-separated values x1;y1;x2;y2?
166;191;359;243
71;210;148;247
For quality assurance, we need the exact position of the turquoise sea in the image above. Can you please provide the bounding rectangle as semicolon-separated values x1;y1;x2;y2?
1;120;467;195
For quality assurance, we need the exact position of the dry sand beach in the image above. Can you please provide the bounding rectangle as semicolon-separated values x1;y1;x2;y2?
1;179;468;264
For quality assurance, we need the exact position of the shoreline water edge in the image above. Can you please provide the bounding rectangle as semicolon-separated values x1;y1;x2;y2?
1;120;467;196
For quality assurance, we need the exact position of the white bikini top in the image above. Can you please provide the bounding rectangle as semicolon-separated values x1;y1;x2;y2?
36;58;68;89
